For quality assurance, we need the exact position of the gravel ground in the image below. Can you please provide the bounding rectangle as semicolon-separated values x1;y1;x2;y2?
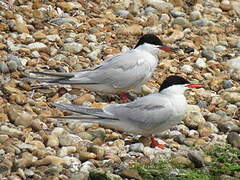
0;0;239;179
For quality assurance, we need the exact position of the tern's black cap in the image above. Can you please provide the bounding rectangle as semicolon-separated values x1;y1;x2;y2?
134;34;163;48
159;75;190;92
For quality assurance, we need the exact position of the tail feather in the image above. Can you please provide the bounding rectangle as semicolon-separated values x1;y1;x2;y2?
50;103;117;119
31;71;74;78
50;115;124;131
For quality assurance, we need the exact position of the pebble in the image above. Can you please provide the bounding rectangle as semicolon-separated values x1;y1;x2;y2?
129;143;144;153
226;132;240;148
64;42;83;54
214;45;226;52
181;64;193;73
195;58;207;68
0;62;9;73
188;151;205;168
171;10;186;17
184;105;206;129
173;17;190;27
217;122;240;133
201;49;216;60
190;11;201;21
148;0;174;13
27;42;47;51
87;49;101;61
222;80;233;89
47;135;59;148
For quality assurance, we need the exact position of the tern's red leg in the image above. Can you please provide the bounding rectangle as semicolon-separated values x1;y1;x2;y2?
150;136;165;149
119;92;130;103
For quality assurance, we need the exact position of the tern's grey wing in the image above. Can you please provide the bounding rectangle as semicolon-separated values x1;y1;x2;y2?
104;94;174;132
69;50;155;89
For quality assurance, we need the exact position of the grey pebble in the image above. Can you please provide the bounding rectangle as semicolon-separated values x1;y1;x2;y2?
129;143;144;153
222;80;233;89
202;49;216;60
0;62;9;73
188;151;205;168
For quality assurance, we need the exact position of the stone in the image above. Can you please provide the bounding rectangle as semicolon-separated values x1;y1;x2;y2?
198;122;218;137
217;122;240;133
72;94;95;105
0;62;9;73
173;17;190;27
181;64;193;73
78;151;96;161
64;42;83;53
222;80;233;89
171;155;193;168
120;169;142;180
27;42;47;51
148;0;174;13
195;58;207;68
222;92;240;103
226;132;240;148
202;49;216;60
47;135;59;148
184;105;206;129
129;143;144;153
190;11;201;21
188;151;205;168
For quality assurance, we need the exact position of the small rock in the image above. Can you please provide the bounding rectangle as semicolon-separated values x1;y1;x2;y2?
87;34;97;42
197;100;208;108
171;155;193;168
226;132;240;148
198;122;218;137
190;11;201;21
129;143;144;153
121;169;142;180
7;61;18;72
202;49;216;60
181;64;193;73
222;92;240;103
0;134;9;143
58;146;77;157
188;151;205;168
87;48;101;61
217;122;240;133
78;151;97;161
184;105;206;129
46;34;61;42
89;170;111;180
173;17;190;27
27;42;47;51
195;58;207;68
35;156;67;166
49;18;77;25
222;80;233;89
47;135;59;148
192;18;213;26
72;94;95;105
171;10;186;17
0;62;9;73
174;134;185;144
64;42;83;53
214;45;226;52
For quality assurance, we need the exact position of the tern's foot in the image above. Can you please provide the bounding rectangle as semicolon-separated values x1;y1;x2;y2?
150;136;166;149
119;92;136;103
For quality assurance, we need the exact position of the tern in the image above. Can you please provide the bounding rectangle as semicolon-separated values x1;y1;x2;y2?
50;75;202;148
26;34;173;102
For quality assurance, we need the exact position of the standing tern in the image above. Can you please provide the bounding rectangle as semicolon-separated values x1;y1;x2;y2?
26;34;173;102
50;75;203;148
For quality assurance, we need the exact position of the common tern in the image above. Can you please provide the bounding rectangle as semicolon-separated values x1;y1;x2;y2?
50;75;203;148
26;34;173;102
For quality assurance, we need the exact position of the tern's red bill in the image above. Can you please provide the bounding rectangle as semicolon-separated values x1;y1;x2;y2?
159;46;173;52
186;83;203;88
